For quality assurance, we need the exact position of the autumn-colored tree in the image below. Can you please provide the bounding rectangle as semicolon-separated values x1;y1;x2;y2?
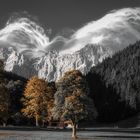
64;89;97;138
22;76;55;126
52;70;97;139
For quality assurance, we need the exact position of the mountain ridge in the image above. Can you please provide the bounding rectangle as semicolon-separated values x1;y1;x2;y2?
0;44;113;81
0;7;140;81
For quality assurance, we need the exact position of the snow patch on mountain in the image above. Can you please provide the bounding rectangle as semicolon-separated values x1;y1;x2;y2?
0;44;112;81
0;7;140;81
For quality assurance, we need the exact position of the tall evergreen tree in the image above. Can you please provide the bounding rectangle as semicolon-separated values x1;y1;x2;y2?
0;60;10;126
0;84;10;126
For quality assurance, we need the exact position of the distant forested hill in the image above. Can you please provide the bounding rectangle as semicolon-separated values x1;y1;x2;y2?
3;71;27;116
86;41;140;122
0;61;27;125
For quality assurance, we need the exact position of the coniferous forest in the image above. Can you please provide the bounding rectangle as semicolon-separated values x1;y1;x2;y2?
0;41;140;128
87;41;140;122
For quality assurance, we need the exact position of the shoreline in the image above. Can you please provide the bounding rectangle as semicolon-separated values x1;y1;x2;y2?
0;126;140;133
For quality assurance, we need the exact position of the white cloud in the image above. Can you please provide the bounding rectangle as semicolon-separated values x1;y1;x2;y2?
64;7;140;53
0;18;50;58
0;7;140;58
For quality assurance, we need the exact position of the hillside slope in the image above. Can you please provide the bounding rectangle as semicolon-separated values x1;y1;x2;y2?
86;41;140;122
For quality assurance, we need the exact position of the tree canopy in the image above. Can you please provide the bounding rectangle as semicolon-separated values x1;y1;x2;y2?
52;70;97;138
22;76;55;126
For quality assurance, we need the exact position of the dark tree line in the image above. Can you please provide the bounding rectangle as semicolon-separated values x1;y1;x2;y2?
86;41;140;122
0;40;140;127
0;61;27;125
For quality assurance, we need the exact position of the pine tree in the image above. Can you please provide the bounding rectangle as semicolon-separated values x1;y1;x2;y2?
0;60;10;126
0;84;10;126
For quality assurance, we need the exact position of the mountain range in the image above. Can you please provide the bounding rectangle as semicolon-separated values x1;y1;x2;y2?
0;7;140;81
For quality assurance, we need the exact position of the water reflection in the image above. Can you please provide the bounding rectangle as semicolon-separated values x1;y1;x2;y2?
0;131;140;140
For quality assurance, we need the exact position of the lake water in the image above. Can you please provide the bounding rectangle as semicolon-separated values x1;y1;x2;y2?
0;130;140;140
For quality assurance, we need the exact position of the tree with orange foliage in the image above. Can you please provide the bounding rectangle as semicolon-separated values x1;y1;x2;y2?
22;76;55;127
52;70;97;139
64;89;97;139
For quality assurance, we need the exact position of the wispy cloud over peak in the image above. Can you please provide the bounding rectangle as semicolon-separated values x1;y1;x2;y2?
67;7;140;53
0;7;140;58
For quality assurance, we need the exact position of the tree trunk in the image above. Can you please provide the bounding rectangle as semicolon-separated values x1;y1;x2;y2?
3;122;6;127
42;120;45;127
72;122;77;139
35;115;39;127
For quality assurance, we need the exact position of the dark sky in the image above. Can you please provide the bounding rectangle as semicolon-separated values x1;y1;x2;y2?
0;0;140;36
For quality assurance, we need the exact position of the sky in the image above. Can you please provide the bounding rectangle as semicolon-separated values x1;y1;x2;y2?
0;0;140;37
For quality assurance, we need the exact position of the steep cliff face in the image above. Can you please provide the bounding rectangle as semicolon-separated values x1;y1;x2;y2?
0;48;38;79
0;44;113;81
38;44;112;81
